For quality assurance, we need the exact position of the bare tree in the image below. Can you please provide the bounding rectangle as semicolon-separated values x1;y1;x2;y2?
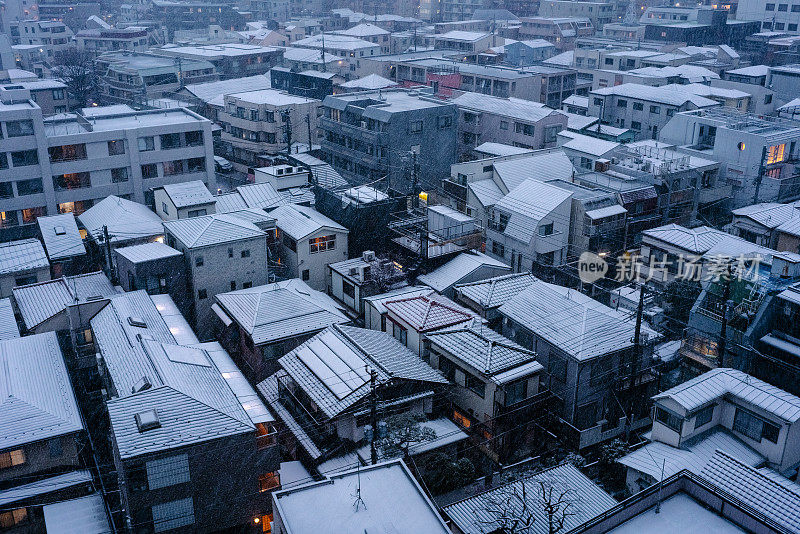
53;47;99;108
476;471;578;534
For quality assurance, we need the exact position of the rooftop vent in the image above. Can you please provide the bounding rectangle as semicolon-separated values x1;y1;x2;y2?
54;225;66;235
128;316;147;328
135;409;160;432
131;375;152;394
86;295;104;301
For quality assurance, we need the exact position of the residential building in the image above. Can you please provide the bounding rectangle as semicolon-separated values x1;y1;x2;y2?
272;461;450;534
95;52;218;106
248;0;290;21
454;272;537;328
269;204;348;290
36;213;86;276
256;325;449;464
728;201;800;248
153;180;216;220
444;464;616;534
503;39;558;66
485;178;573;268
589;83;719;140
382;292;476;354
290;33;382;61
92;290;279;532
331;23;391;53
164;212;270;337
0;332;91;533
0;238;49;297
417;250;510;298
320;89;458;192
451;92;568;160
153;43;283;79
500;280;657;449
518;17;595;51
213;278;349;382
362;285;435;332
327;250;407;318
725;64;770;86
659;108;800;207
539;0;615;30
76;196;165;269
216;89;320;167
767;64;800;106
573;452;800;534
8;20;73;60
640;6;760;46
425;324;545;460
270;67;337;100
175;74;272;120
433;31;494;57
393;60;578;106
737;0;800;34
115;242;190;318
619;368;800;496
1;79;72;116
75;26;151;53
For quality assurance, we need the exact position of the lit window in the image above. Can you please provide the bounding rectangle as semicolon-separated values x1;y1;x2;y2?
0;449;26;469
738;141;745;151
453;409;471;429
259;471;280;492
766;144;786;164
309;234;336;253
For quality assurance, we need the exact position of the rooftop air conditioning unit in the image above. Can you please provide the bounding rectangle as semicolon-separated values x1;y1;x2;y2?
595;159;610;172
362;250;376;262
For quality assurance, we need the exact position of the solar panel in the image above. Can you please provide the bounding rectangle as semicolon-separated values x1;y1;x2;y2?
297;331;370;400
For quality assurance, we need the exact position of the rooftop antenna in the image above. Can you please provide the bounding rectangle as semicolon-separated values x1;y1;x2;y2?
321;33;327;73
353;463;367;512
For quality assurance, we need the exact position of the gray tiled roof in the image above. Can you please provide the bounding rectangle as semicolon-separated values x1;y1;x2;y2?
455;273;537;310
0;332;84;450
701;450;800;533
0;238;48;275
115;242;182;263
444;463;615;534
493;178;572;243
77;196;164;244
159;180;214;208
0;298;19;340
653;368;800;422
163;213;265;248
37;214;86;260
417;252;509;294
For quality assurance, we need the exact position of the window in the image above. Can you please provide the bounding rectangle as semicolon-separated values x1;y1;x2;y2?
793;3;800;10
259;472;280;492
187;209;206;217
655;406;682;432
302;269;310;281
733;407;780;443
514;122;535;136
0;449;26;469
53;88;65;100
0;211;18;228
146;455;190;490
22;207;46;223
0;153;6;170
633;102;644;111
138;136;155;151
392;321;407;345
790;23;798;31
152;498;195;532
506;379;528;405
163;160;185;176
491;240;505;258
453;409;471;429
0;508;27;528
49;144;87;162
616;99;628;108
283;234;297;252
111;167;129;183
779;2;788;9
410;120;423;133
766;143;786;164
16;178;43;195
53;172;90;190
0;182;11;198
198;289;207;299
108;139;125;155
230;281;236;291
766;2;775;8
538;222;554;236
195;255;204;267
593;97;603;106
500;120;509;130
141;163;158;178
438;115;452;128
243;281;252;289
631;121;642;130
11;150;38;167
309;234;336;253
228;247;233;258
438;355;456;381
162;202;169;215
185;130;203;146
666;108;675;117
464;372;485;398
160;132;181;149
6;120;34;137
343;280;355;299
241;249;250;258
693;404;714;429
650;105;660;114
544;125;560;143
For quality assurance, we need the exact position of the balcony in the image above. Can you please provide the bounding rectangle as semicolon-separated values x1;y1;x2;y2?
441;179;467;202
320;117;382;144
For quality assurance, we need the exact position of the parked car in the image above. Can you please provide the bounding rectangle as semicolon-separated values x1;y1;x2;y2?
214;156;233;172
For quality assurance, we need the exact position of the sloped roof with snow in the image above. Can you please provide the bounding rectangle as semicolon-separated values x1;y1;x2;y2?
270;204;347;240
642;224;730;254
492;151;575;192
114;242;182;263
158;180;214;208
0;238;48;275
163;213;265;248
340;73;398;90
732;202;800;229
417;251;509;293
77;195;164;244
0;332;84;450
451;92;560;123
183;75;272;104
384;294;474;332
455;272;537;309
37;214;86;260
653;368;800;422
592;82;720;107
493;178;572;243
215;279;348;345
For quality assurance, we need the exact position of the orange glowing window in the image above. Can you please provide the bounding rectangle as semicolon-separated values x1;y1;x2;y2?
453;409;471;429
767;144;786;164
259;472;280;492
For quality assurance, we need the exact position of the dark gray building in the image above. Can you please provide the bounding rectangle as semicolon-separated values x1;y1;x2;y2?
114;242;191;321
320;89;458;193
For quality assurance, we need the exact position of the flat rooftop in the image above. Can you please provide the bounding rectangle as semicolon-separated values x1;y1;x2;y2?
680;107;800;136
326;90;453;113
44;106;206;136
157;43;279;58
609;492;744;533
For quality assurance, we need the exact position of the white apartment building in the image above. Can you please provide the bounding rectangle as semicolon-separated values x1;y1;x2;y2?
75;26;151;53
737;0;800;33
0;88;216;235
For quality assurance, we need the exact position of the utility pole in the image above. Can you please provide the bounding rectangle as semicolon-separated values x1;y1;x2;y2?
282;110;292;155
369;367;379;465
320;33;327;73
411;150;419;208
306;113;313;151
626;283;646;440
753;145;767;205
102;225;115;283
718;263;733;368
